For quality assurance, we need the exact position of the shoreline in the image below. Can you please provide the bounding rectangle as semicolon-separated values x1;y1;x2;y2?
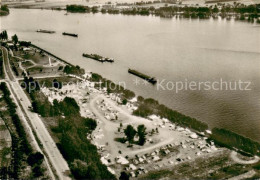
28;43;260;151
3;39;259;178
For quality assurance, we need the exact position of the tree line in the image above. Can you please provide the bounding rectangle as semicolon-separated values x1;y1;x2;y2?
133;97;209;132
0;51;4;79
0;5;9;16
0;82;45;179
0;30;8;40
210;128;260;156
65;4;260;23
21;77;116;179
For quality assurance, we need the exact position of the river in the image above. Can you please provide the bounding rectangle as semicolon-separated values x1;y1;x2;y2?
1;8;260;142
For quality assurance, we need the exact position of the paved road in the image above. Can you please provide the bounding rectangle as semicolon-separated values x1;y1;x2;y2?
1;47;70;180
4;81;56;180
16;74;63;80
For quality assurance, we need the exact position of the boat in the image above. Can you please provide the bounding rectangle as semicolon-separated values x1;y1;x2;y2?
62;32;78;37
36;29;55;34
128;69;157;84
82;53;114;63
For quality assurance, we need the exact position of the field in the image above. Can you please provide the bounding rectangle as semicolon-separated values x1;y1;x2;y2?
12;47;65;77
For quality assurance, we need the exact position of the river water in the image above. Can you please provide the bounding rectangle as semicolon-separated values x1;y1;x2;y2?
1;8;260;142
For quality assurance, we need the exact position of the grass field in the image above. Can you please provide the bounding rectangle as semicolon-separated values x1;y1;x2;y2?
139;149;260;179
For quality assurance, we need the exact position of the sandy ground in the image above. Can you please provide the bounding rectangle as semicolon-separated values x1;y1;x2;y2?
41;80;222;176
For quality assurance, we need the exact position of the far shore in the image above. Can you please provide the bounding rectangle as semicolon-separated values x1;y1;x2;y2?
2;0;260;10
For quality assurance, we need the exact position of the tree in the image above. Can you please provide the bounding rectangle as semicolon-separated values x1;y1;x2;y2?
32;165;44;178
124;125;136;144
122;99;127;105
70;159;89;179
137;124;147;145
27;152;44;166
0;30;8;40
0;5;9;13
119;171;130;180
212;5;219;13
84;118;97;131
53;99;60;116
53;79;62;89
12;34;18;45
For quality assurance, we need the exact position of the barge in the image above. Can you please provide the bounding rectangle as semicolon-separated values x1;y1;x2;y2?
82;53;114;63
128;69;157;84
62;32;78;37
36;29;55;34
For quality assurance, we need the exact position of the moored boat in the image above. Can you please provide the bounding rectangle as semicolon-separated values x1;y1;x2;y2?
128;69;157;84
62;32;78;37
36;29;55;34
82;53;114;63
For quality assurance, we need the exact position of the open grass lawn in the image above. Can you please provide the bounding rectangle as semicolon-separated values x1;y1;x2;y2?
22;61;34;68
0;146;11;167
14;49;56;65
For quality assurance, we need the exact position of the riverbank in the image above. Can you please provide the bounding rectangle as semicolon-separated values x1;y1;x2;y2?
64;3;260;23
2;7;260;144
26;42;260;157
5;39;259;178
3;0;260;9
2;0;260;23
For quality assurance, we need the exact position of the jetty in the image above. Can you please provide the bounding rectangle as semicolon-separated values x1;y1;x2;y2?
128;69;157;84
62;32;78;37
36;29;55;34
82;53;114;63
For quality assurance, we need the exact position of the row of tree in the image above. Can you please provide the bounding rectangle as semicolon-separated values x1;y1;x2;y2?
0;30;19;46
63;65;84;75
0;30;8;40
133;97;209;132
0;51;4;79
21;76;115;179
65;3;260;21
0;82;45;178
210;128;260;156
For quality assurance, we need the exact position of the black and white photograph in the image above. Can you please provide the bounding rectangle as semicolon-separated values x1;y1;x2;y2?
0;0;260;179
